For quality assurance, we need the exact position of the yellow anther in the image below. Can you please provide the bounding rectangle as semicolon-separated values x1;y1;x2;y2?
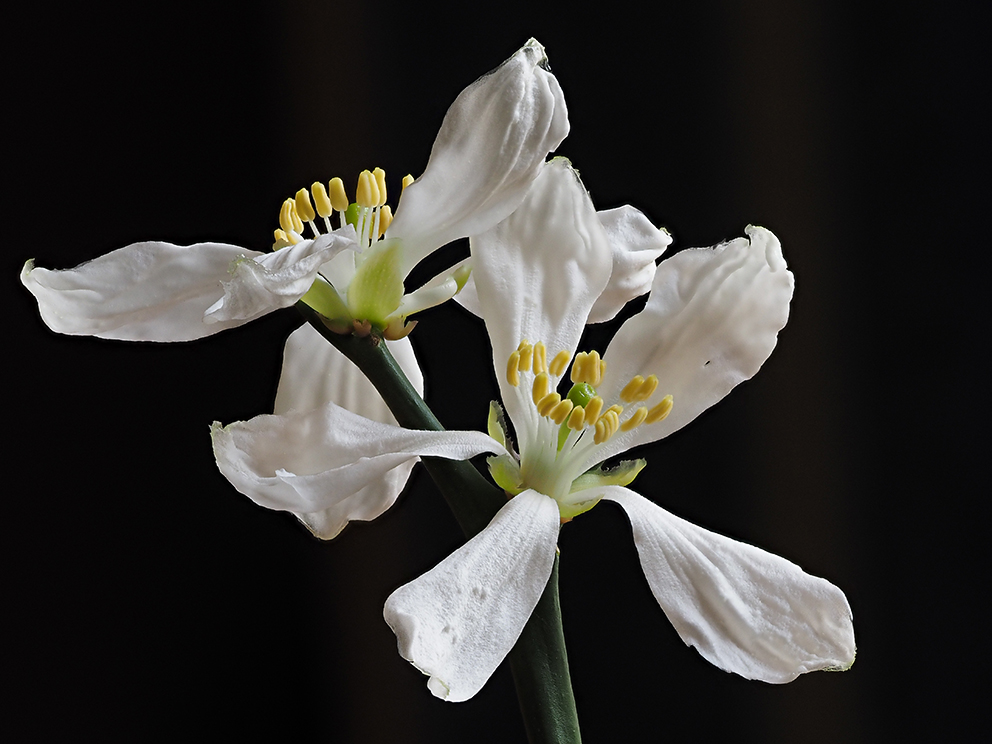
584;395;605;426
532;342;548;374
598;359;607;384
570;352;587;383
537;392;562;417
633;374;659;402
311;182;333;218
328;177;349;212
279;198;303;234
594;419;609;445
645;395;674;424
550;399;574;425
372;167;387;206
377;205;393;237
604;404;624;419
356;170;377;208
601;409;621;439
402;174;415;190
549;350;571;378
506;351;521;387
532;372;550;405
621;406;648;432
273;228;297;247
567;405;585;431
295;188;316;223
518;342;533;373
586;351;602;385
620;375;645;403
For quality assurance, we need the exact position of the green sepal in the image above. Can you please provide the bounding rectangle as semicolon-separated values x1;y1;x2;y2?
300;278;352;325
488;454;524;496
569;458;647;493
346;238;405;327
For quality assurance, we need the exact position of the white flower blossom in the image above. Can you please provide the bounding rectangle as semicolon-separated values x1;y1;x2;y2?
21;39;569;537
212;158;855;700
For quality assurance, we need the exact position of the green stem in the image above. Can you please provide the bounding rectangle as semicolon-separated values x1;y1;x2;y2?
297;304;581;743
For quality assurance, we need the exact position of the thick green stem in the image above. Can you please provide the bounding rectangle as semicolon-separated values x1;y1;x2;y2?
297;304;581;743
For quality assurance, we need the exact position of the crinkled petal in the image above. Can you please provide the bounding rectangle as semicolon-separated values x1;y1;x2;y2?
383;489;560;702
591;226;794;466
204;231;355;324
470;158;613;451
387;38;569;275
270;324;425;538
21;233;353;342
603;487;855;682
587;205;671;323
211;402;503;534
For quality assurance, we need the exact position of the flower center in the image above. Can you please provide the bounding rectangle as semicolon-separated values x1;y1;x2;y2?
494;338;673;516
273;168;413;252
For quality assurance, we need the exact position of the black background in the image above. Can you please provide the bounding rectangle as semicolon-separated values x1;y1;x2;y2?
5;1;982;741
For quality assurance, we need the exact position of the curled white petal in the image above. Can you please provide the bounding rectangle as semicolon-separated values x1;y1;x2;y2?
603;487;856;682
21;232;353;342
383;489;560;702
591;226;794;465
203;231;355;324
388;38;569;275
587;205;671;324
470;158;613;451
270;324;425;538
211;402;504;533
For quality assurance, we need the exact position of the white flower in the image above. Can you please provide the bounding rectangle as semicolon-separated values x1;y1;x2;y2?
212;159;855;701
21;39;568;537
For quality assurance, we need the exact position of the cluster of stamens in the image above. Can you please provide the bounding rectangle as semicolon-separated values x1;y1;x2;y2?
273;168;413;250
507;339;673;447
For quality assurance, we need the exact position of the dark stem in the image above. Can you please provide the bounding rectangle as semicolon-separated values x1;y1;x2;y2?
296;303;581;743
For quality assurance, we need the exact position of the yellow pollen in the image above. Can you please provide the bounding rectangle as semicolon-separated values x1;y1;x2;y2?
549;350;571;378
645;395;674;424
567;405;585;431
506;351;521;387
532;342;548;374
537;392;562;417
377;205;393;237
620;375;644;403
311;182;333;218
532;372;550;404
402;174;415;190
328;177;349;212
279;198;303;234
584;395;605;426
621;406;649;432
550;399;574;425
372;167;387;207
295;188;316;223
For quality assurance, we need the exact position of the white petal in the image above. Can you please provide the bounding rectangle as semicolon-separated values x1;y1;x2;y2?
586;205;672;324
203;231;354;324
387;38;569;275
604;487;855;682
21;233;352;342
383;489;560;702
470;159;613;451
211;401;503;530
592;226;794;464
271;324;425;538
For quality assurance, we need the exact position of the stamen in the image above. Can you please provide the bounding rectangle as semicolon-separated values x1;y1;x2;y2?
311;182;333;218
584;395;604;426
586;351;602;386
620;375;645;403
517;341;533;373
620;406;648;432
506;351;521;387
633;374;659;402
372;167;387;207
549;398;574;425
377;205;393;237
402;174;415;190
644;395;674;424
279;199;303;235
570;352;588;383
549;350;571;378
295;188;316;223
537;392;562;417
532;342;548;374
328;178;349;212
567;405;585;431
532;372;550;404
356;170;373;208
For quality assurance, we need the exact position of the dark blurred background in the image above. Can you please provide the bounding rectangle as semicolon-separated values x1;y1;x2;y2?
5;1;982;741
